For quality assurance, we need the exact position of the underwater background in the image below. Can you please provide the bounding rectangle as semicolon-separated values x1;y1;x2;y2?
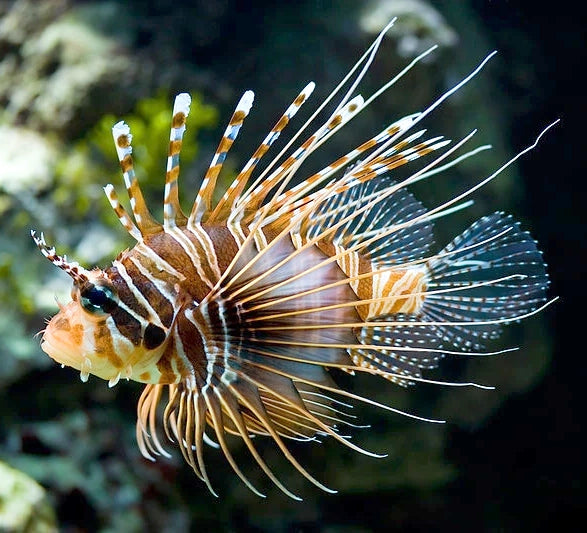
0;0;583;531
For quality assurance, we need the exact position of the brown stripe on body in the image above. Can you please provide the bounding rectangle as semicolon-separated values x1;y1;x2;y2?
174;309;207;381
141;231;209;301
110;305;142;346
200;224;240;273
155;333;184;384
129;225;241;304
108;265;150;320
316;240;373;295
358;269;427;319
120;256;175;328
179;226;219;285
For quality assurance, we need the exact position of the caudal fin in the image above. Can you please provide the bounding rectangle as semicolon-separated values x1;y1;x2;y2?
422;212;549;351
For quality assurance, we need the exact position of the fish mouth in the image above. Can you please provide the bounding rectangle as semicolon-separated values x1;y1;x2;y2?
39;301;89;371
40;334;83;372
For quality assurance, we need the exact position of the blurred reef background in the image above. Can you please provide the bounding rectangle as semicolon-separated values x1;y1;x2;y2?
0;0;583;531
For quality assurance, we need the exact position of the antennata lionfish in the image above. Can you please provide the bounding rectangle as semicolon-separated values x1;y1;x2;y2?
33;20;555;499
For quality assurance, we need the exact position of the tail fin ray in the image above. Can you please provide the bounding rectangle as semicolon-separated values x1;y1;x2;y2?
422;212;548;350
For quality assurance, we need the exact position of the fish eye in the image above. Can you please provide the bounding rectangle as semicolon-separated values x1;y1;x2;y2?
79;282;118;315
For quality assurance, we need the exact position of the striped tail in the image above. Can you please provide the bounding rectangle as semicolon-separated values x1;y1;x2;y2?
352;211;549;387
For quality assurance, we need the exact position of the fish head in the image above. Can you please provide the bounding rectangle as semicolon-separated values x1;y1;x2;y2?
34;232;172;386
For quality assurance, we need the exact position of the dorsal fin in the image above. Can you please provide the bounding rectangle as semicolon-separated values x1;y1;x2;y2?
303;177;434;264
208;83;315;223
103;183;143;241
163;93;192;229
233;96;364;222
269;115;420;215
189;91;254;225
112;121;162;235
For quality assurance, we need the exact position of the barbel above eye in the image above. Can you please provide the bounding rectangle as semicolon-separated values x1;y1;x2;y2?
79;281;118;315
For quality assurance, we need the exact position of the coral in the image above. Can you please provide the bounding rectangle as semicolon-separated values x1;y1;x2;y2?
360;0;458;58
0;461;57;532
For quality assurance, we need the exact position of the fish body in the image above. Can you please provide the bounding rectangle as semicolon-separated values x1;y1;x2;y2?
33;20;552;498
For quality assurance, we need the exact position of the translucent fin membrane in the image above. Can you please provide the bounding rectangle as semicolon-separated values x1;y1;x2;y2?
423;212;549;350
305;177;434;265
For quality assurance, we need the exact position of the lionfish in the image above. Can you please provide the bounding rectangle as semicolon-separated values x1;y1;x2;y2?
33;20;554;499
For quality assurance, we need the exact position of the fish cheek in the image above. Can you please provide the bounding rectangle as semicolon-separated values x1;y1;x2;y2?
53;316;71;332
93;320;124;368
70;323;84;346
93;321;115;357
156;340;181;383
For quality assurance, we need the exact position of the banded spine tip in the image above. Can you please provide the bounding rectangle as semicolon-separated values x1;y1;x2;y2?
112;120;130;135
238;90;255;114
347;94;364;112
112;121;132;144
302;81;316;97
173;93;192;116
112;121;133;160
